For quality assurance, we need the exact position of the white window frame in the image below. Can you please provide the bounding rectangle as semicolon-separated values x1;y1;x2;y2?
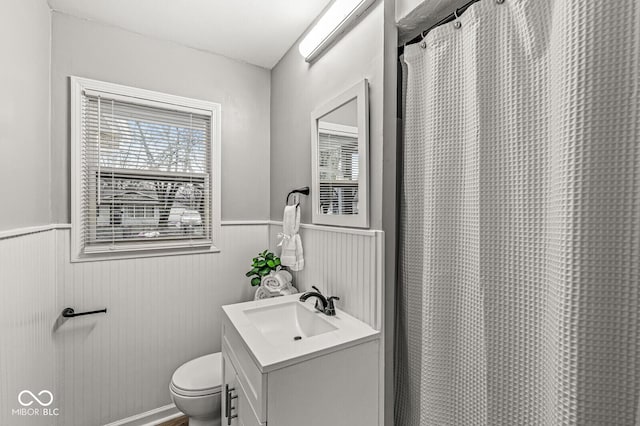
70;76;222;262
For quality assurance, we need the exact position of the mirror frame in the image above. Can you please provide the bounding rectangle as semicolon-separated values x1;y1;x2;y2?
311;79;369;228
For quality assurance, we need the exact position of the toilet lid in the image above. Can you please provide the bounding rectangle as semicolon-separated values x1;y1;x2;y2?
171;353;222;394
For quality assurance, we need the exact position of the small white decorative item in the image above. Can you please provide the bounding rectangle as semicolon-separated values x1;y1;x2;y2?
254;270;298;300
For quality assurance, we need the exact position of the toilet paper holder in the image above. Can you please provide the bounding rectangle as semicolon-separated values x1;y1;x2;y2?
62;307;107;318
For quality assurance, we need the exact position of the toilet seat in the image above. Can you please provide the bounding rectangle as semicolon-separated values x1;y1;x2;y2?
170;353;222;397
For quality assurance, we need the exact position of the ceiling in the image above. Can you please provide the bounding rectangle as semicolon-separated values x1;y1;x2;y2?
47;0;333;69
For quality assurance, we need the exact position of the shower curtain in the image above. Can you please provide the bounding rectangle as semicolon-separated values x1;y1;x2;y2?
396;0;640;425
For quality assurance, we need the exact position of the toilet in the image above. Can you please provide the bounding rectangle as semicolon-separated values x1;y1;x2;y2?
170;352;222;426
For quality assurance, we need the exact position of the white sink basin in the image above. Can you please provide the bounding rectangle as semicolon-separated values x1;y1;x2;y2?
244;301;338;345
222;294;379;372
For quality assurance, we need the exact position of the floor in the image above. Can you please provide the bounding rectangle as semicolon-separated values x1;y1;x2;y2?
157;415;188;426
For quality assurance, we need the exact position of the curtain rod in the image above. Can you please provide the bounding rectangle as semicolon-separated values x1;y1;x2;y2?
403;0;484;48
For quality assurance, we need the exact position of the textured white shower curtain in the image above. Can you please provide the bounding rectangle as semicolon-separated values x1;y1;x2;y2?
396;0;640;425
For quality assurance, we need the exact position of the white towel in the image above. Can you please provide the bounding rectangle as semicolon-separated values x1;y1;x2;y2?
275;270;293;286
279;284;298;296
279;205;304;271
253;287;270;300
260;270;293;292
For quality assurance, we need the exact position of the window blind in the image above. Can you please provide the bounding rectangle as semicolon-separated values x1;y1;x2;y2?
317;130;359;215
79;91;212;253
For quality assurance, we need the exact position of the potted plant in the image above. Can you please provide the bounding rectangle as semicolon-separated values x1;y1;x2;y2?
245;250;282;286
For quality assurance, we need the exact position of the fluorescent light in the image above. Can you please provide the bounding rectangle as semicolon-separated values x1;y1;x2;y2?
299;0;376;62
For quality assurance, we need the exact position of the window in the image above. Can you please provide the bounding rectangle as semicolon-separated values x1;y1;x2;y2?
71;77;221;261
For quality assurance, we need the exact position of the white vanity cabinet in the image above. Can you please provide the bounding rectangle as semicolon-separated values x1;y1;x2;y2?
222;320;266;426
222;352;262;426
221;295;380;426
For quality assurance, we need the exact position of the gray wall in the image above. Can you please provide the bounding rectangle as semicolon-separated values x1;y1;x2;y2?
50;12;271;223
382;1;398;425
0;0;51;232
270;6;397;425
270;0;385;229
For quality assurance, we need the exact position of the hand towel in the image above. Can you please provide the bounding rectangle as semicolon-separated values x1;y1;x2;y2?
279;283;298;296
261;275;283;293
279;205;304;271
275;270;293;287
260;270;292;293
254;286;270;300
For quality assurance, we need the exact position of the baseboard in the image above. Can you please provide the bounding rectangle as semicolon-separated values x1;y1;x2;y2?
103;404;182;426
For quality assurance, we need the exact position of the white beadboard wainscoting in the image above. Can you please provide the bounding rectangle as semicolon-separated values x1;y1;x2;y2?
0;221;383;425
0;229;58;426
0;223;268;426
269;221;385;330
269;221;386;426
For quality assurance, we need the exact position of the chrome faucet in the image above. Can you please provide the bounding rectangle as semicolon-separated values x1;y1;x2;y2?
299;286;340;316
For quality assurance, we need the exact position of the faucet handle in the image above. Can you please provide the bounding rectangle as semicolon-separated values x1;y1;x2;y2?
310;286;324;310
325;296;340;316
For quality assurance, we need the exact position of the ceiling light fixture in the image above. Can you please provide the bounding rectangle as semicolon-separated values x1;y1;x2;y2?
298;0;376;63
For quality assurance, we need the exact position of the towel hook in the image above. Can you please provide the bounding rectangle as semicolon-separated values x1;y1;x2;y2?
286;187;310;206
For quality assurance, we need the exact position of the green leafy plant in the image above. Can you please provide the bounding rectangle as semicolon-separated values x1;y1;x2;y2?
245;250;282;286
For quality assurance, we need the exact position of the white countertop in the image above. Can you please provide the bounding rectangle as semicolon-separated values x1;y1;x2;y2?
222;294;380;373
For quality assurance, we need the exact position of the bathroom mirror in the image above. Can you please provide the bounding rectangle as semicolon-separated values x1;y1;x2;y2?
311;79;369;228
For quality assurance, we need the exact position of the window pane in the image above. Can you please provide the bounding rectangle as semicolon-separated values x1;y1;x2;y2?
90;171;207;244
85;96;210;173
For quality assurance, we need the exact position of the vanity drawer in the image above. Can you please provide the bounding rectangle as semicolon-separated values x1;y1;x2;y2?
222;318;267;423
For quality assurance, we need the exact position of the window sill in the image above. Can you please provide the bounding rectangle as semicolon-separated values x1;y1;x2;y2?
71;244;221;263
